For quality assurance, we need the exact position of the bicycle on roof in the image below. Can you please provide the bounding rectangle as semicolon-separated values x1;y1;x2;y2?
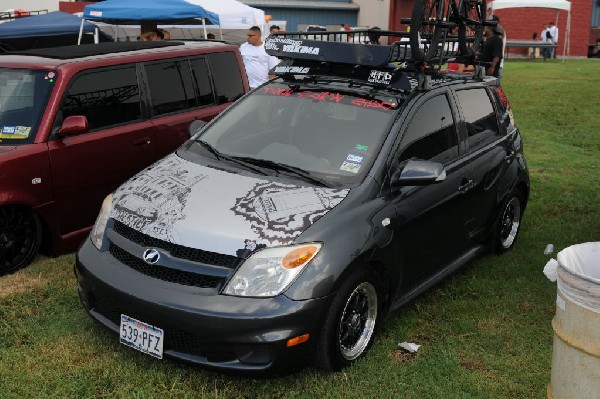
408;0;488;64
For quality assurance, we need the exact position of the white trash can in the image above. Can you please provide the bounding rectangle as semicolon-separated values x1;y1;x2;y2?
545;242;600;399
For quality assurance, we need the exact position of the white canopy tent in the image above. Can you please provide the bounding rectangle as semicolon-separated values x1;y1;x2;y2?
185;0;267;31
490;0;571;57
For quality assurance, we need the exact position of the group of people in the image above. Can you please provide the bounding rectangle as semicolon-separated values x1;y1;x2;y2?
461;15;560;81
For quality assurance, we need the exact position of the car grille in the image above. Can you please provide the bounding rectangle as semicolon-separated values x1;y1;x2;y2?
109;244;223;288
113;220;239;268
108;220;242;289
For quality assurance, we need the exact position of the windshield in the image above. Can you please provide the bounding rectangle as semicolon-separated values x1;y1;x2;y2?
190;82;402;186
0;68;55;146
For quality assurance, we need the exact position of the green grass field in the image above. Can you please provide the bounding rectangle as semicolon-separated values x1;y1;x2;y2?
1;59;599;398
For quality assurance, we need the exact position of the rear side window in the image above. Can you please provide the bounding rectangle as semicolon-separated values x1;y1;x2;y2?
399;94;459;164
208;52;245;104
455;88;500;151
146;60;196;116
62;66;142;131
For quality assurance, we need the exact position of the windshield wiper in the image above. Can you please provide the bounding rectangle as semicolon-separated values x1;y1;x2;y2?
231;156;332;187
197;140;222;160
196;141;268;176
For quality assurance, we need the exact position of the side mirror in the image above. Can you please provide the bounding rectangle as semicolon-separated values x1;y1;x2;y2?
59;115;88;136
188;119;206;137
391;159;446;190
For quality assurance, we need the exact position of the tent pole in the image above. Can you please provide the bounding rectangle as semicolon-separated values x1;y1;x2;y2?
563;10;570;61
78;19;85;45
94;27;99;44
202;19;207;39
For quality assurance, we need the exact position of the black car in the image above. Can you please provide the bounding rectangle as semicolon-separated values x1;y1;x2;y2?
75;31;530;373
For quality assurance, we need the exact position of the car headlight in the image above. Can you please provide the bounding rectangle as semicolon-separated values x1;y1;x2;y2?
91;193;113;250
223;243;321;297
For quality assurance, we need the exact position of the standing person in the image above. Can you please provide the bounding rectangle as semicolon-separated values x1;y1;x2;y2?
339;24;347;42
529;32;540;58
542;25;553;60
239;26;279;89
480;25;503;79
269;25;281;35
548;21;558;58
488;15;506;83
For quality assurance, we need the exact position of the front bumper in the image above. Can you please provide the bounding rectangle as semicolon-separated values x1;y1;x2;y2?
75;238;331;372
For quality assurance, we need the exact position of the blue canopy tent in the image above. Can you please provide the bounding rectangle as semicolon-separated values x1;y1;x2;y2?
81;0;220;42
0;11;109;51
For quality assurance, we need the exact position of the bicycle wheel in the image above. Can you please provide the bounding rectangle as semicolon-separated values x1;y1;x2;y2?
457;0;486;56
410;0;449;63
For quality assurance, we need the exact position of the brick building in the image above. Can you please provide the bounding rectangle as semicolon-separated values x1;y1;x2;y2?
389;0;592;58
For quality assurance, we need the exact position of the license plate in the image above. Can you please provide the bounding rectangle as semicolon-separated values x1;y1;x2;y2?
119;314;164;359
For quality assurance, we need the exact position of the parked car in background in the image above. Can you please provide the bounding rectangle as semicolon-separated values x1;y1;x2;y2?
75;33;530;373
0;41;249;275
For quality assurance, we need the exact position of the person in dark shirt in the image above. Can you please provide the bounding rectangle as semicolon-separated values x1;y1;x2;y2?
480;26;503;78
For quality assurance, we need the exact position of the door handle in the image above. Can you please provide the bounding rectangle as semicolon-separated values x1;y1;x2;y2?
458;179;474;193
133;138;151;146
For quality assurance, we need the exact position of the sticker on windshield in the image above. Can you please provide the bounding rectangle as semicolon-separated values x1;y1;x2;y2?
368;70;393;85
261;87;398;112
1;125;31;139
340;161;361;174
345;153;364;164
45;71;57;83
16;126;31;136
355;144;369;151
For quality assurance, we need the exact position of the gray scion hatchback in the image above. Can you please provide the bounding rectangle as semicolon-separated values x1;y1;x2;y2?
75;29;530;374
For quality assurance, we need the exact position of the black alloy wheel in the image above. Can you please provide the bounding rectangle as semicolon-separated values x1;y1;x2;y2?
0;206;42;276
494;191;523;253
316;270;379;371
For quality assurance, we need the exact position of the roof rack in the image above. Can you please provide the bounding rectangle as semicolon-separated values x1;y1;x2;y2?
265;30;481;92
1;41;184;60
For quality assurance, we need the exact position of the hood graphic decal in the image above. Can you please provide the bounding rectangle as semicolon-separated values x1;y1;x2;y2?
110;154;350;255
231;181;348;244
112;156;207;242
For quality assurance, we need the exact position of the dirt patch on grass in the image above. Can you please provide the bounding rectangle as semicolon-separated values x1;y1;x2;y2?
460;359;486;370
517;302;535;313
0;272;47;298
477;318;504;334
388;349;417;365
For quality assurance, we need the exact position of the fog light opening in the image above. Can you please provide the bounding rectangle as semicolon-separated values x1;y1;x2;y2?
286;334;310;347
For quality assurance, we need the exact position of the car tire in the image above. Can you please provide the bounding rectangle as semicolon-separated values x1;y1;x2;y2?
0;206;42;276
493;190;523;253
315;269;380;371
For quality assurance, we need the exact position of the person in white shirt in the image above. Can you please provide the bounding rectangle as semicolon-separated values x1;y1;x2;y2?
548;21;559;58
239;26;279;89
